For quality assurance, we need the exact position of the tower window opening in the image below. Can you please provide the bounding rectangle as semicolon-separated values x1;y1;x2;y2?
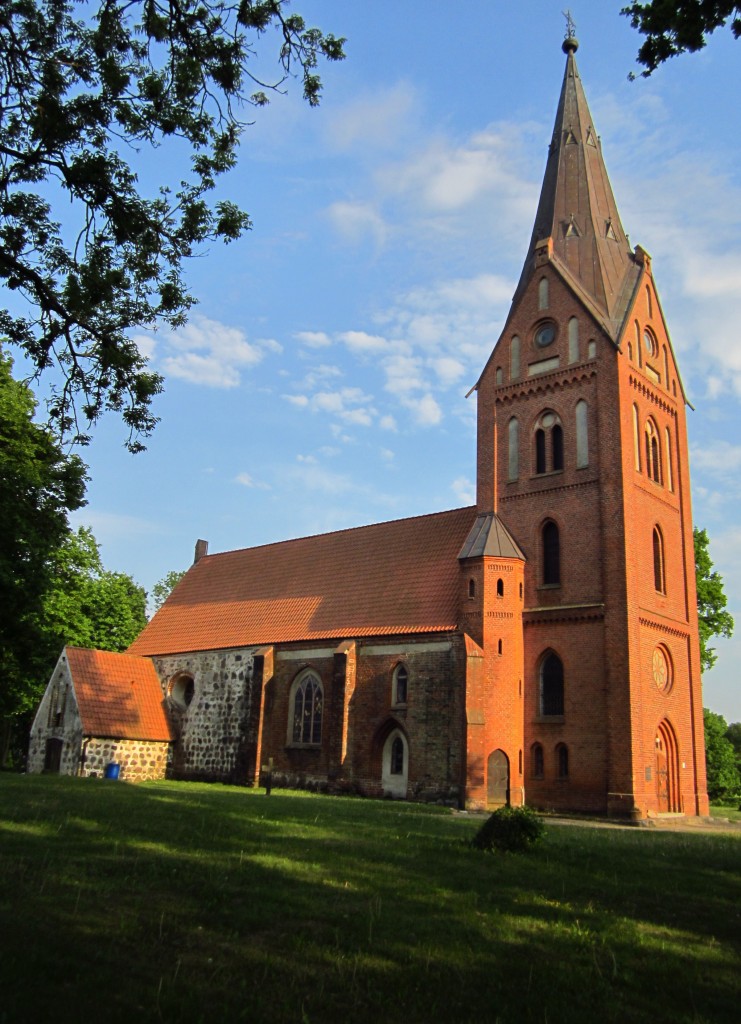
542;521;561;586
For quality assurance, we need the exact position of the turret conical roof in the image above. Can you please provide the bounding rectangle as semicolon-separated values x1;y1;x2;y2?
513;38;638;337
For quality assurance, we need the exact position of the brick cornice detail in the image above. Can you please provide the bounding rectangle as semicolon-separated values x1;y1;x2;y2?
524;603;605;626
501;477;599;504
495;366;597;404
638;616;691;639
629;374;677;417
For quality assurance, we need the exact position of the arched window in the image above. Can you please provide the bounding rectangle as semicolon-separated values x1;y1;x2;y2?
653;527;666;594
508;417;519;481
496;367;503;385
575;400;588;468
663;346;670;389
633;404;641;472
496;578;504;597
393;664;408;705
497;639;503;655
532;743;544;778
552;424;564;471
510;335;521;379
540;653;564;717
646;284;653;319
542;521;560;586
568;317;579;363
635;320;642;367
664;427;673;492
290;671;323;745
645;418;662;484
390;736;404;775
468;578;476;599
538;276;549;310
556;743;569;778
533;411;563;475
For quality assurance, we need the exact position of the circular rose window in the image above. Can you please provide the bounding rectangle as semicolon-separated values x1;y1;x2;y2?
652;646;672;693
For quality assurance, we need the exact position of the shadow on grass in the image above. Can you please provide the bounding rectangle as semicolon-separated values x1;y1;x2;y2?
0;776;739;1023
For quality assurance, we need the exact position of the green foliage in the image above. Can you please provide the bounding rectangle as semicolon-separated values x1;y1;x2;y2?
151;568;187;612
0;2;344;450
0;347;86;721
704;708;741;801
470;805;545;853
694;527;734;672
623;1;741;75
43;527;147;652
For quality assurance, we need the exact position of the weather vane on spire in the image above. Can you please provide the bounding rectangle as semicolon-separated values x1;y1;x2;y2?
563;10;577;40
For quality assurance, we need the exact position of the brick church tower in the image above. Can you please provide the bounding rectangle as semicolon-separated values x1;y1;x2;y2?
470;33;708;817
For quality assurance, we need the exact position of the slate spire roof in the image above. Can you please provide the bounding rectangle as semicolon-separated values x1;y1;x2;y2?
513;35;639;337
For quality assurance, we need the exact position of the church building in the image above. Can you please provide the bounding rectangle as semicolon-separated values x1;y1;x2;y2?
29;35;709;819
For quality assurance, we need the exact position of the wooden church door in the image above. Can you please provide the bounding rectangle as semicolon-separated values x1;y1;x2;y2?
487;749;510;809
655;721;679;812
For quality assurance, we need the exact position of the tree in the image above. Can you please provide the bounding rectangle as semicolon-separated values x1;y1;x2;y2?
151;568;187;613
622;2;741;76
703;708;741;800
0;347;87;725
0;2;344;450
43;527;148;652
694;527;735;672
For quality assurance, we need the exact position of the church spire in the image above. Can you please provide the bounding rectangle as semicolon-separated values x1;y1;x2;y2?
513;33;636;335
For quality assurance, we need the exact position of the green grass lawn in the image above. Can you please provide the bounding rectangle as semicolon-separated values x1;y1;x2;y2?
1;777;739;1024
711;804;741;823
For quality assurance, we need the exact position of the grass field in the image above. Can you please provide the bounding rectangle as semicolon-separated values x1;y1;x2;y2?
0;776;739;1023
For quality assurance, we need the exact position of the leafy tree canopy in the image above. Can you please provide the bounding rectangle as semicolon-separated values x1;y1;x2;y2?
151;568;187;612
0;345;87;721
623;1;741;75
694;527;735;672
0;1;344;451
703;708;741;800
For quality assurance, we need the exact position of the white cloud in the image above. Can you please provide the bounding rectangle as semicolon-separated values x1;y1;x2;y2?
379;415;397;432
234;473;270;490
339;330;391;354
132;333;156;361
326;82;419;152
691;441;741;476
142;314;266;389
451;476;475;505
327;200;388;247
296;331;332;349
406;393;442;427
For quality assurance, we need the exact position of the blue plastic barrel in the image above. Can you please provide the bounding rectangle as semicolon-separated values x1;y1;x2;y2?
104;762;121;780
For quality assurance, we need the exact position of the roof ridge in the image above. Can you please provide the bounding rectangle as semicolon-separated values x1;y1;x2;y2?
198;504;476;562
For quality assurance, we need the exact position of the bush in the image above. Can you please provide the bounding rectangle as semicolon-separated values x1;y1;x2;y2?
471;805;545;853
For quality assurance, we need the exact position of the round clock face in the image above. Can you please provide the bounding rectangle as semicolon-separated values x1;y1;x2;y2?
652;647;671;692
535;323;556;348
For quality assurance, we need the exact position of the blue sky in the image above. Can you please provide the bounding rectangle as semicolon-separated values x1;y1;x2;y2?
46;2;741;721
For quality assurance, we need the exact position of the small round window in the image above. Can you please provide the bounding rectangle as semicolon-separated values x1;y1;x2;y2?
644;328;658;359
169;674;195;708
652;647;672;694
535;322;557;348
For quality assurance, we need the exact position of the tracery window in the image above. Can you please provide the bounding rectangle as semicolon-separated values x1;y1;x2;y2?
645;418;662;484
291;671;323;745
534;411;563;474
540;653;564;717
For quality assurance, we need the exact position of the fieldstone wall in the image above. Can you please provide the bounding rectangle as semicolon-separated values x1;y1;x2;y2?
80;737;170;781
28;655;84;776
152;648;260;783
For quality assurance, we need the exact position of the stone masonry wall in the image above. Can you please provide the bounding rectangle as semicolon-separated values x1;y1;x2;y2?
80;738;170;781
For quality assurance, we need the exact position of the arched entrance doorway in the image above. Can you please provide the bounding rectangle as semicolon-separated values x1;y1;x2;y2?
655;720;680;812
381;729;408;798
487;749;510;809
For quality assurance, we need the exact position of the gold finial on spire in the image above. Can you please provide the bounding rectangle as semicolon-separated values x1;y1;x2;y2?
562;9;578;53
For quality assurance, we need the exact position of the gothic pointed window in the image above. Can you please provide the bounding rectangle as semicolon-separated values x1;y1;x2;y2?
508;417;519;481
633;404;641;472
540;652;564;717
653;527;666;594
542;521;561;586
532;743;544;778
552;424;564;471
575;400;588;468
290;671;323;745
664;428;673;492
568;317;579;363
538;277;549;310
533;412;563;475
535;428;546;474
393;664;408;705
510;335;521;379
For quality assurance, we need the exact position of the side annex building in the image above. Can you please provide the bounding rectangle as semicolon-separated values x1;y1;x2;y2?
29;37;709;819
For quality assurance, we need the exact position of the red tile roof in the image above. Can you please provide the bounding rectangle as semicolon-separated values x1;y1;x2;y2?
129;507;477;656
66;647;173;741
